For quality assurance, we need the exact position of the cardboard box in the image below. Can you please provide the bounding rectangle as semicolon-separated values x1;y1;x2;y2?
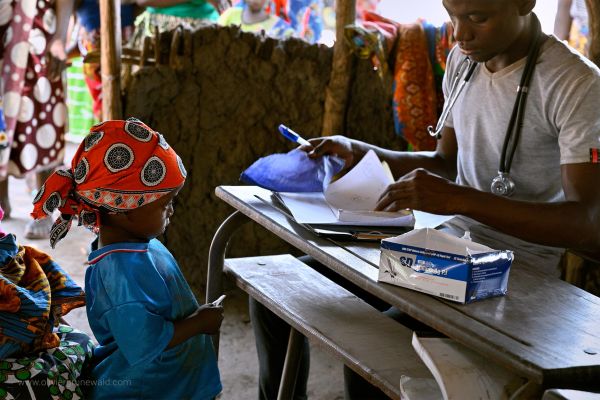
378;228;513;303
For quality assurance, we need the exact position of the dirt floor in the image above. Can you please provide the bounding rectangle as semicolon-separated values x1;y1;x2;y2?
3;142;345;400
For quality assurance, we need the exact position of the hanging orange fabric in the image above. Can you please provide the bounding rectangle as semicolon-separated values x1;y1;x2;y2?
391;23;437;151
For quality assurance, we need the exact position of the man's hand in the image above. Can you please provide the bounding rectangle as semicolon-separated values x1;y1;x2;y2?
46;37;67;82
301;135;357;170
375;168;467;214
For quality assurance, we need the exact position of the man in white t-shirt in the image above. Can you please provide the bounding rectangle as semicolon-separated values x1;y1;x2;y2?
308;0;600;275
251;0;600;398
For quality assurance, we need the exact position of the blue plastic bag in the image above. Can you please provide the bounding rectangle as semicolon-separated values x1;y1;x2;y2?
240;148;345;192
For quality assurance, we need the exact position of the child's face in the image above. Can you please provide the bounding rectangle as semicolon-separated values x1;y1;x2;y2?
443;0;532;63
246;0;267;13
119;186;182;241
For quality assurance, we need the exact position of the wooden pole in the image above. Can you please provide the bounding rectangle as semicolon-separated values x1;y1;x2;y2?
99;0;123;120
586;0;600;66
321;0;356;136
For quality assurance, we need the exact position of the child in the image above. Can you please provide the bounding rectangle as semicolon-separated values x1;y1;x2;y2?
218;0;294;39
31;119;224;399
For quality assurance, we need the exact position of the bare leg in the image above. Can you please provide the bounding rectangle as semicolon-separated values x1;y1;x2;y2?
0;178;11;219
24;169;54;239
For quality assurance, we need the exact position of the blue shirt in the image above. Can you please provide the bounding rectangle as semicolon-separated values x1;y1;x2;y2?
85;239;221;399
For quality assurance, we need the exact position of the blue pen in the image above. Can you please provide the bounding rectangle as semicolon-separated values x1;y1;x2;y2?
278;124;312;147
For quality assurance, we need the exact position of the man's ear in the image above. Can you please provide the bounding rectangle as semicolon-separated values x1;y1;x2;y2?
517;0;536;16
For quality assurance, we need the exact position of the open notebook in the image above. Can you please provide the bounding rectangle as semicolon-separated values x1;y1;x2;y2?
277;150;414;227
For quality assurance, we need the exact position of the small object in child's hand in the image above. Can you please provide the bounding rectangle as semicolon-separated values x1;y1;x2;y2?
211;295;226;307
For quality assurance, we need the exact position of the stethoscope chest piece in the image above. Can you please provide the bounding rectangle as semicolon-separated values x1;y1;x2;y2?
490;172;516;197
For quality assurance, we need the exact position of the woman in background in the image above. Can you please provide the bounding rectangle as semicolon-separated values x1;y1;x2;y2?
0;0;72;238
76;0;135;121
133;0;220;46
218;0;294;38
554;0;589;56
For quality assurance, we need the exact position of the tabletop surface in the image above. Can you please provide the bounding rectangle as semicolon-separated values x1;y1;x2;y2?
216;185;600;386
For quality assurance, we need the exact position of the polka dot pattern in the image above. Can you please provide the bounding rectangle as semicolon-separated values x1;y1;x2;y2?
17;96;34;123
36;124;56;149
0;0;65;177
33;77;51;103
28;28;46;55
0;2;12;25
19;143;38;170
10;41;29;69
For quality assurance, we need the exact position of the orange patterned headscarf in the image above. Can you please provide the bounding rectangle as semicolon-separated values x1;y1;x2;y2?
31;119;187;248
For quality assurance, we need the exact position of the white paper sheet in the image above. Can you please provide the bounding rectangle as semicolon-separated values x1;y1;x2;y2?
278;192;414;226
324;150;392;211
277;192;338;224
277;150;455;229
412;210;455;230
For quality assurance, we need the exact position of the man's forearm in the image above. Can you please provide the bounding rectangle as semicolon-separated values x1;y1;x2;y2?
350;139;453;180
459;189;600;252
379;149;452;180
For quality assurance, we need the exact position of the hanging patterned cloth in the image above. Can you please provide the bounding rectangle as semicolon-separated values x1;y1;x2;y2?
346;11;455;151
0;234;85;359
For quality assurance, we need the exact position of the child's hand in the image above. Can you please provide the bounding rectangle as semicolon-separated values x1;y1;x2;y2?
169;304;224;348
193;304;224;334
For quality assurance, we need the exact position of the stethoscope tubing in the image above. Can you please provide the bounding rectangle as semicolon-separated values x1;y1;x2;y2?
428;15;543;181
427;57;477;138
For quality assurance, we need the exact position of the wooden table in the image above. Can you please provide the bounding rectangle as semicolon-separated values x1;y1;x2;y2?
207;185;600;391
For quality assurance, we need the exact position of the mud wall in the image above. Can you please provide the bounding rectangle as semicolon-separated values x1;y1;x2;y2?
124;25;403;296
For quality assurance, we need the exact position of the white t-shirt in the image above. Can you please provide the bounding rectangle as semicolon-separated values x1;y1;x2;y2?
441;36;600;273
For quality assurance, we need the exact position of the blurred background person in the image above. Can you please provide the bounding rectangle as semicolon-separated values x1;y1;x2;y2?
218;0;294;38
554;0;589;56
75;0;135;121
132;0;220;47
0;0;72;238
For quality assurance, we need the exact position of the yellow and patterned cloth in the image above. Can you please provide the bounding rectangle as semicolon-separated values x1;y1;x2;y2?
0;234;85;359
0;325;94;400
568;0;589;56
346;12;455;151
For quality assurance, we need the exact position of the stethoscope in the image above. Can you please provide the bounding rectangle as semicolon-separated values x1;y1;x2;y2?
427;16;544;197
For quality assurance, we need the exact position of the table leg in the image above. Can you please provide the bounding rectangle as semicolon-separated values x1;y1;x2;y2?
206;210;250;355
277;328;304;400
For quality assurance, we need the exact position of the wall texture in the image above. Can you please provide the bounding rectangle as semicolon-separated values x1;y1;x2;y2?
124;25;403;295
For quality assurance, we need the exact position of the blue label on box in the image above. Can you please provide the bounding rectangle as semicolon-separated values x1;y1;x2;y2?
379;240;513;303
